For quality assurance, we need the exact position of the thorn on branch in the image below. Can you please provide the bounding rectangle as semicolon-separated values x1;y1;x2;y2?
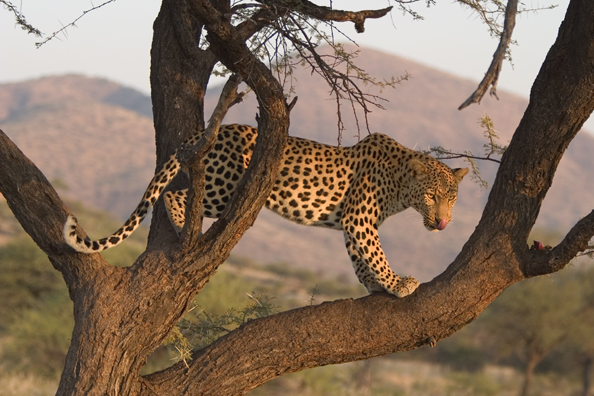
34;0;117;48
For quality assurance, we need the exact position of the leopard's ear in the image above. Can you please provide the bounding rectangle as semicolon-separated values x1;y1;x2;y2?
410;159;429;180
452;167;469;184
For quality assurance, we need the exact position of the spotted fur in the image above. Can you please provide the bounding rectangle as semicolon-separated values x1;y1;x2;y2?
63;124;468;297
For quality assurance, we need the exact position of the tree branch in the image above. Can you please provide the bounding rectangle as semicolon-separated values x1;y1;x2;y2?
265;0;393;33
1;0;42;36
35;0;117;48
167;0;289;280
143;1;594;393
459;0;518;110
524;210;594;277
179;74;245;249
0;128;112;292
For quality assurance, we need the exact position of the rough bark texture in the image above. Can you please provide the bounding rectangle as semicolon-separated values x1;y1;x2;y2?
0;0;593;395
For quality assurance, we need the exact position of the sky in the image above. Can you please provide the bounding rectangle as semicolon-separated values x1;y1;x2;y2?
2;0;589;130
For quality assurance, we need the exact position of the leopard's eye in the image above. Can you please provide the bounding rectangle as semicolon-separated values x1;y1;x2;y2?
427;193;435;200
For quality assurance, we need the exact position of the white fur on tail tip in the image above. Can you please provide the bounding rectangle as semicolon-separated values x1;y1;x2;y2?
63;215;99;254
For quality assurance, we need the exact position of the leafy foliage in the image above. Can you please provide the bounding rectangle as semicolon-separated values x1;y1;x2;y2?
179;292;279;351
480;274;581;361
0;0;41;36
0;235;64;330
1;289;73;379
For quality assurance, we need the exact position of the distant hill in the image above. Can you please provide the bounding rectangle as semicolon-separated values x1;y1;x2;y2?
1;47;593;283
0;75;156;216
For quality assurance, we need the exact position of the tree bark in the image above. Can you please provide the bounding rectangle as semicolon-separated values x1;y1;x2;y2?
0;0;593;395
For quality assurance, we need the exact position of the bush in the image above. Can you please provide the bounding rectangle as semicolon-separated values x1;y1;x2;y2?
0;236;64;329
1;289;73;379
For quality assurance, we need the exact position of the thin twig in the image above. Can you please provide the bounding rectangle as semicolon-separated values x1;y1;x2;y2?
35;0;117;48
437;153;501;164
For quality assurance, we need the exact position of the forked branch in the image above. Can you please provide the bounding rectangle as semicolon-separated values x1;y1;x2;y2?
178;74;245;248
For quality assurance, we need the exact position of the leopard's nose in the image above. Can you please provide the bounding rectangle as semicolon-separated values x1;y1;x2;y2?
435;218;447;230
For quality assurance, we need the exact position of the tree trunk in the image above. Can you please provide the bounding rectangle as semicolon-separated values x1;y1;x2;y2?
0;0;594;395
354;360;373;396
583;356;593;396
519;352;542;396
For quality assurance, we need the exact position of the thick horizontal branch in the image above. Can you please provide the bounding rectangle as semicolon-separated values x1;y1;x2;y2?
234;1;392;37
274;0;393;33
145;255;518;395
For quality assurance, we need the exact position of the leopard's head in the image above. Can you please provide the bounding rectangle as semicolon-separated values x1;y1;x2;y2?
408;158;468;231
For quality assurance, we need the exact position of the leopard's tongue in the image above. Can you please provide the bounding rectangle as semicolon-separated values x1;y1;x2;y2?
436;219;447;230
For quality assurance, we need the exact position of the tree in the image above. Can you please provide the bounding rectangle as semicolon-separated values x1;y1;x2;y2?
1;0;594;395
568;268;594;396
479;275;581;396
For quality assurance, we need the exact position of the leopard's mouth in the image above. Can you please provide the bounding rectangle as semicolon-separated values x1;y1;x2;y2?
426;218;448;231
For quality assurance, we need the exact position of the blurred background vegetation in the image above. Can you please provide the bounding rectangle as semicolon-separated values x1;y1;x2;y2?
0;199;593;396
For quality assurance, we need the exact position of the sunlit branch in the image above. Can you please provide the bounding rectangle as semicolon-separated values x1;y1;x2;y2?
524;210;594;277
458;0;518;110
259;0;392;33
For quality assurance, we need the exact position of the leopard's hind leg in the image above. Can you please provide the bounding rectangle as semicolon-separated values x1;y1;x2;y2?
164;189;187;234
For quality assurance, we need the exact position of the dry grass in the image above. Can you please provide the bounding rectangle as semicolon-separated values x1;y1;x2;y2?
0;373;57;396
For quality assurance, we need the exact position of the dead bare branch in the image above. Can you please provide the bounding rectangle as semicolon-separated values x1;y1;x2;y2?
458;0;518;110
261;0;393;33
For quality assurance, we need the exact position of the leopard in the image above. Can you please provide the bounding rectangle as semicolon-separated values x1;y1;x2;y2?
63;124;468;298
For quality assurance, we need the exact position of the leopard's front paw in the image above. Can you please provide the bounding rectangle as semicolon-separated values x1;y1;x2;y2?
390;276;419;298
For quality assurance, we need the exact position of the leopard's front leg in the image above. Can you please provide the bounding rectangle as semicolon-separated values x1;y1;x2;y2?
340;190;419;298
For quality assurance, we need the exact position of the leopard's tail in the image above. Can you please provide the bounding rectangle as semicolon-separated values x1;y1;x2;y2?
63;153;181;253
